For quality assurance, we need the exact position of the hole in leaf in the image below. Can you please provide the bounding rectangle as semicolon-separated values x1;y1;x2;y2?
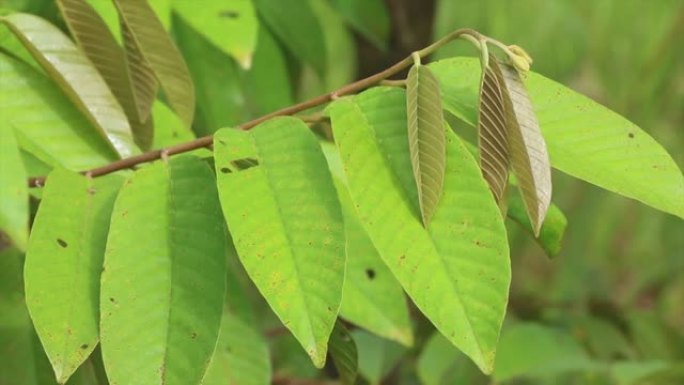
365;268;376;280
231;157;259;170
57;239;67;248
628;132;635;138
219;10;240;18
109;297;116;303
80;344;88;349
220;167;232;174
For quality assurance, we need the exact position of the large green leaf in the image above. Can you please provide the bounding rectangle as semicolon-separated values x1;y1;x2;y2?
331;0;389;50
24;169;122;383
253;0;327;75
0;126;28;251
327;87;510;373
100;156;226;385
332;177;413;346
430;57;684;219
477;54;510;206
328;321;358;385
406;64;447;227
213;118;345;368
172;0;258;69
0;248;58;385
1;12;138;158
0;53;116;170
57;0;153;149
114;0;195;128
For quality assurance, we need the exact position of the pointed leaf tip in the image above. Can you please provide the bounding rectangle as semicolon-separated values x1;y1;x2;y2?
406;65;447;227
499;63;552;235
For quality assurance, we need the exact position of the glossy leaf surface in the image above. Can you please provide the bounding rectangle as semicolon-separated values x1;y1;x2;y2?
214;118;345;368
328;87;510;373
430;57;684;219
100;156;226;385
0;53;116;170
1;12;138;158
25;169;122;383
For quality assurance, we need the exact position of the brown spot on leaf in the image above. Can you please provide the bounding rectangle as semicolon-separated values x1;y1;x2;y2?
57;238;68;248
365;268;376;280
219;10;240;18
80;343;88;349
191;332;197;339
628;132;635;138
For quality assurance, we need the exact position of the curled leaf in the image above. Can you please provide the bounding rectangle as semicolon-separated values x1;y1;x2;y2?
406;64;446;227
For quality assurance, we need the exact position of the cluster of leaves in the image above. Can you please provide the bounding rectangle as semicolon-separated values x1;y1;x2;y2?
1;1;683;385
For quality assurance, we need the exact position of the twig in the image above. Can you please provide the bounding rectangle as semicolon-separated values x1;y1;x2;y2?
27;28;483;188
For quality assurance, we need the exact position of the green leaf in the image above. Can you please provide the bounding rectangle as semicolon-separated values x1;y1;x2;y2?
202;310;271;385
352;330;406;385
329;321;358;385
406;64;447;227
477;54;510;206
507;190;567;257
253;0;327;75
493;322;595;382
57;0;154;149
1;12;138;158
331;0;390;50
243;25;293;115
213;117;345;368
172;0;258;69
0;126;28;251
0;53;117;170
430;57;684;219
173;15;245;135
85;0;120;41
417;332;487;385
24;169;122;383
0;248;58;385
498;61;552;235
331;174;412;346
327;87;510;373
114;0;195;128
100;156;226;385
151;100;195;149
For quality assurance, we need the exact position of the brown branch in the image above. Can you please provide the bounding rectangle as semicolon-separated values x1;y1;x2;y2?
27;28;481;188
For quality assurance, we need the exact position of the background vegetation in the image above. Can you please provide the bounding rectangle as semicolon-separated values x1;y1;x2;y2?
1;0;683;384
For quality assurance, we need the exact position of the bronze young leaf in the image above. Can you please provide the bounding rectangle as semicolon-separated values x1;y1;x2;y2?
500;62;552;236
477;53;511;209
406;64;447;227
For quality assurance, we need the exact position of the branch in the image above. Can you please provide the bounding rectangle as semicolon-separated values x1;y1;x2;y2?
28;28;482;188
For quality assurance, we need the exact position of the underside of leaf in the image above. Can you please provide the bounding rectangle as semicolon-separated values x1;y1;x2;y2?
57;0;154;149
499;63;552;235
477;54;510;207
406;64;446;227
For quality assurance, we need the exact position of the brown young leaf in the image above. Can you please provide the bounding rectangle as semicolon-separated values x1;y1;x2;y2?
477;54;510;207
114;0;195;128
57;0;154;149
406;64;447;227
499;63;552;236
